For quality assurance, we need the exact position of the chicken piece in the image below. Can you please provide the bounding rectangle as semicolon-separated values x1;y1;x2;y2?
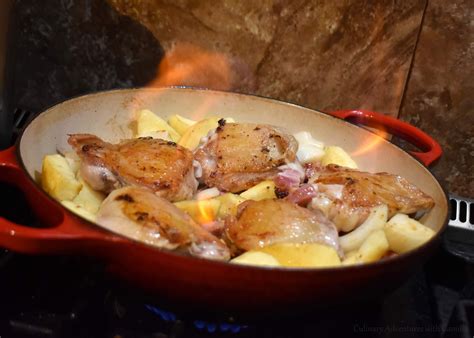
96;187;230;261
226;199;340;255
68;134;197;202
194;122;298;192
308;164;435;232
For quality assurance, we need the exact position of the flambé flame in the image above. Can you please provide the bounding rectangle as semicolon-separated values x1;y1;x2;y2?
197;200;216;225
127;43;238;121
350;125;389;157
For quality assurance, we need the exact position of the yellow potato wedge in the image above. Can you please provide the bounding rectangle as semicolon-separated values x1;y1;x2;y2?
178;117;235;150
240;180;276;201
214;193;246;218
344;250;359;260
259;243;341;268
63;151;81;175
136;109;181;142
140;130;172;141
41;154;82;201
384;214;435;253
357;230;389;263
231;251;281;267
321;146;358;169
342;252;362;266
73;175;105;214
174;199;221;224
168;114;196;135
61;200;97;223
342;231;389;265
195;187;221;200
339;204;388;253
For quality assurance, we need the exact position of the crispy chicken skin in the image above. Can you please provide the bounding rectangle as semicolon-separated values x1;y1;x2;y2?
97;187;230;260
226;199;340;254
309;164;435;232
68;134;197;202
194;122;298;192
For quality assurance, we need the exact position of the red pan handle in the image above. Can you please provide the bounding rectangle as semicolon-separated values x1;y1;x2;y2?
0;146;123;255
328;110;442;167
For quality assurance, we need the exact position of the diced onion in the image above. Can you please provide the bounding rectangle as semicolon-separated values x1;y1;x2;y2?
293;131;324;148
193;160;202;178
279;161;305;180
293;131;325;164
195;187;221;200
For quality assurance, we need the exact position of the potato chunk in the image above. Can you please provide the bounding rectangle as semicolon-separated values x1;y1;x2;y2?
343;230;389;265
259;243;341;268
340;204;388;253
168;114;196;135
321;146;358;169
72;175;105;214
231;251;281;267
61;200;97;223
178;117;235;150
240;180;276;201
174;199;221;224
63;151;81;175
358;230;389;262
214;193;246;218
136;109;181;141
384;214;435;253
41;154;82;201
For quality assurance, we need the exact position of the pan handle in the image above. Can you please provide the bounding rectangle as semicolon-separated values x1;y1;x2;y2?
0;146;123;255
328;110;442;167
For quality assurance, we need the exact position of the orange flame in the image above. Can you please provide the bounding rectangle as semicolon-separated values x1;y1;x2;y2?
197;200;216;225
126;43;239;122
150;43;233;91
350;125;390;157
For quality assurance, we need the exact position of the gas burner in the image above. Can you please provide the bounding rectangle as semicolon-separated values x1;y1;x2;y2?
145;304;248;334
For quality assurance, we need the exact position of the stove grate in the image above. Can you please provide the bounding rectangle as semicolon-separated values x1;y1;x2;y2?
449;196;474;230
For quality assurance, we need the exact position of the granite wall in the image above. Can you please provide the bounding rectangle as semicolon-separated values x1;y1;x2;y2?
6;0;473;196
398;0;473;197
108;0;426;117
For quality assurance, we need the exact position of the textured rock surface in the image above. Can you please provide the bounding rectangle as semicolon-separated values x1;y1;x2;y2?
108;0;426;116
8;0;164;112
398;0;473;196
7;0;472;196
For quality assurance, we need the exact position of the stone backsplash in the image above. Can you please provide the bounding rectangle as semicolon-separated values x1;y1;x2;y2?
6;0;473;196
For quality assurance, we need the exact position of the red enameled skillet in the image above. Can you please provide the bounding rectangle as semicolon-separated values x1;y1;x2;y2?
0;88;447;315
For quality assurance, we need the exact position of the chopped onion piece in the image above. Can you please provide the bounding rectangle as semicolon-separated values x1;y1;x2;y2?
296;143;326;163
275;169;302;189
293;131;325;164
279;161;305;180
193;160;203;178
196;187;221;200
286;184;318;206
293;131;325;148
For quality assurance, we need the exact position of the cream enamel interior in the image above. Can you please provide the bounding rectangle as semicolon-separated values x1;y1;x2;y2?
19;88;448;234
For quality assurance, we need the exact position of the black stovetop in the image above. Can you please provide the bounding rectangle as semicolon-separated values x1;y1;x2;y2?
0;180;472;338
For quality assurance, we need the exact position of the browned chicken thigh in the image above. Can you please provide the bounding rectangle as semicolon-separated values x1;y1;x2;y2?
309;164;435;232
194;122;298;192
97;186;230;260
226;199;340;255
68;134;197;202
